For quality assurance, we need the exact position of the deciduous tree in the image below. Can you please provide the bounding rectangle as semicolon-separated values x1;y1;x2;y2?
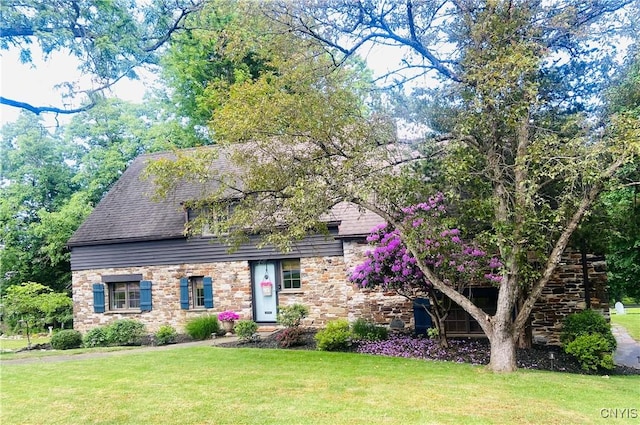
148;0;639;372
2;282;72;345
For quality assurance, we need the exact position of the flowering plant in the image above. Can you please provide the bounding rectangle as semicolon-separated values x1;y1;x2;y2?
349;193;503;347
218;311;240;322
350;193;502;292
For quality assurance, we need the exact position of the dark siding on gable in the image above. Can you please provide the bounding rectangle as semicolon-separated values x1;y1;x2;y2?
70;232;344;271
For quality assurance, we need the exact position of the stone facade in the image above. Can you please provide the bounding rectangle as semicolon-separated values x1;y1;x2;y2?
73;241;606;347
72;241;415;334
73;261;252;333
531;251;609;345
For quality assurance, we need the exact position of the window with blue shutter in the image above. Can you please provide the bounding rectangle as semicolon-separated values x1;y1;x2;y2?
203;276;213;308
92;283;105;313
180;277;189;309
140;280;152;311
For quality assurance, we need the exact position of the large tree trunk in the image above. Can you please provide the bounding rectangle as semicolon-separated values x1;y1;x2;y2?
487;326;518;373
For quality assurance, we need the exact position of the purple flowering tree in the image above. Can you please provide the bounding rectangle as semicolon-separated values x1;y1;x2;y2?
350;193;502;347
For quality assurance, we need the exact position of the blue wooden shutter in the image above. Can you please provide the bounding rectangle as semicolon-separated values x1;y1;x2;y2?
203;276;213;308
92;283;105;313
180;277;189;310
140;280;152;311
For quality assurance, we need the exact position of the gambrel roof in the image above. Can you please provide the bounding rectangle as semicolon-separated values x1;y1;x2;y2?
68;148;383;247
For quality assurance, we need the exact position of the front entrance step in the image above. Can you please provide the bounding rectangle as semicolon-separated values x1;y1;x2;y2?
257;325;279;333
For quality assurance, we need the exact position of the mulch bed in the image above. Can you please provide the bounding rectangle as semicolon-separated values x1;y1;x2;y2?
216;328;640;376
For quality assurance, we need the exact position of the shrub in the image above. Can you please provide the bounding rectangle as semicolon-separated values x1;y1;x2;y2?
155;325;178;346
51;329;83;350
565;334;615;371
276;327;306;348
234;320;258;342
560;309;617;349
84;327;109;348
277;304;309;328
351;318;388;341
105;319;146;346
561;310;616;372
185;315;219;340
315;319;352;351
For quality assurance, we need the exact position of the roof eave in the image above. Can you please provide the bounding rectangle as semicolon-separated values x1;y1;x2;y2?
67;234;186;248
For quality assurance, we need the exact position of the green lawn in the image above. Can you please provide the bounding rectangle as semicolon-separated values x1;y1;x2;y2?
1;346;638;425
611;307;640;341
0;336;50;351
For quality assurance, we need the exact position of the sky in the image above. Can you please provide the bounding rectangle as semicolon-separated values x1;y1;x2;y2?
0;41;416;129
0;47;152;127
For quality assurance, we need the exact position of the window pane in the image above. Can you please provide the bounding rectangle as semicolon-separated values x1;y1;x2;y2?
128;283;140;309
192;277;204;308
282;259;301;289
112;283;127;309
110;282;140;309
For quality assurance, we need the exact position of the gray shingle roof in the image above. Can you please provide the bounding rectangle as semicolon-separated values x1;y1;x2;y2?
68;148;384;247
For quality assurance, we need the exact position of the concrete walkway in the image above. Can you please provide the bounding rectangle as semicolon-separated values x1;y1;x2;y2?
612;325;640;369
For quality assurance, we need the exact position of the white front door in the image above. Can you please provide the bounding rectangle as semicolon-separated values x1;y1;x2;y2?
252;261;278;322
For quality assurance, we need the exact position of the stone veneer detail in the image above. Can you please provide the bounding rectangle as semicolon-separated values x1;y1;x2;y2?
73;261;252;333
73;242;415;334
531;251;609;345
73;242;607;346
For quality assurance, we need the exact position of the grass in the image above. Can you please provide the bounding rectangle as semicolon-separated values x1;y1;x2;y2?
0;335;50;351
2;346;638;425
0;335;138;360
0;344;138;360
611;307;640;341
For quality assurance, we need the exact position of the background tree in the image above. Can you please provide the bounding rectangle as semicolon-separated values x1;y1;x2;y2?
0;99;165;295
152;0;281;146
602;47;640;302
2;282;73;346
64;98;169;203
0;0;205;115
0;114;78;292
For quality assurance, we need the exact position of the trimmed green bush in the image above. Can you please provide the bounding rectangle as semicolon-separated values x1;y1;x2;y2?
315;319;352;351
83;327;109;348
234;320;258;342
351;318;388;341
105;319;146;346
51;329;83;350
561;310;617;372
277;304;309;328
565;334;615;371
561;309;617;349
155;325;178;346
185;315;219;340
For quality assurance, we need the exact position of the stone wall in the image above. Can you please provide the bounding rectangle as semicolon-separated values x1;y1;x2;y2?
343;240;415;327
73;242;607;345
73;261;252;333
531;251;609;345
73;242;416;334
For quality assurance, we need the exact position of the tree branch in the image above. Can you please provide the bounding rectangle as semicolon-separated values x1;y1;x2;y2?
513;154;628;333
0;96;94;115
